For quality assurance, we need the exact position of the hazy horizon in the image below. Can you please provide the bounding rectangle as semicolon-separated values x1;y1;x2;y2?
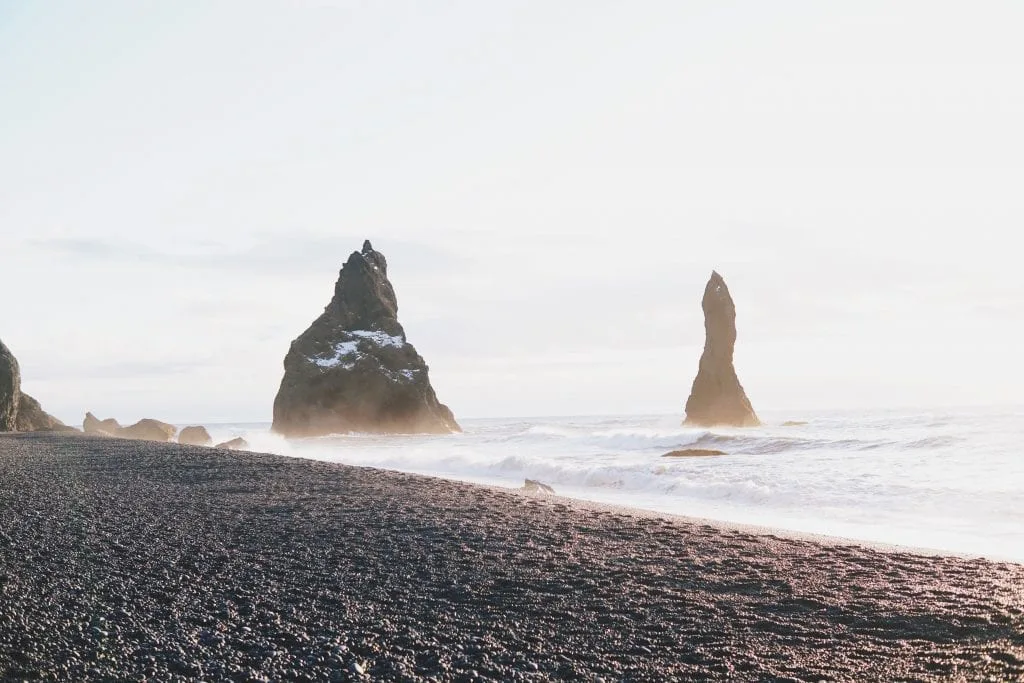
3;1;1023;424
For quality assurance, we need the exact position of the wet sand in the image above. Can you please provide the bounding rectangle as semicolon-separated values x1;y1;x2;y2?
1;432;1022;681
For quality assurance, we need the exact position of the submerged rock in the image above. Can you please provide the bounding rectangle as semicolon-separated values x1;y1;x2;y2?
178;426;212;446
523;479;556;494
782;420;807;427
15;394;67;432
0;340;20;432
214;437;250;451
683;271;759;428
662;448;726;458
272;240;460;437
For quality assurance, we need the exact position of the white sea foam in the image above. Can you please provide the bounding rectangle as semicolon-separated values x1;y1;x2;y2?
203;408;1024;562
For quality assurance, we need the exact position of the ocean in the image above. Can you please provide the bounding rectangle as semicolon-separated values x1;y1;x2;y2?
204;407;1024;562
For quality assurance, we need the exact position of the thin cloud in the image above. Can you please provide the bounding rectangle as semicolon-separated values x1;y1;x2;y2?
29;234;467;277
30;238;171;262
25;358;213;382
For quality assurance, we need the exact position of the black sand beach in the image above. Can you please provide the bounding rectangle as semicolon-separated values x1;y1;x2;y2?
1;433;1022;681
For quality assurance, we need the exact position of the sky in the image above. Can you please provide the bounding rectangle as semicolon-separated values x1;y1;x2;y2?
2;1;1023;423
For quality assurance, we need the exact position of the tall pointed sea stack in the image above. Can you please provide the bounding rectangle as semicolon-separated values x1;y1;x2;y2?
272;240;460;437
683;271;759;427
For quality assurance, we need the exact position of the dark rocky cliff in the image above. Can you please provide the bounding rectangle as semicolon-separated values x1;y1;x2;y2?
0;340;19;432
1;339;65;432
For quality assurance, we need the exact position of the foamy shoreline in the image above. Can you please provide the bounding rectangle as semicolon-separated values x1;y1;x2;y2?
224;408;1024;563
498;487;1004;562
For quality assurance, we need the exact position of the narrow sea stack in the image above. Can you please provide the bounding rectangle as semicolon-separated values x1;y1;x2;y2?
683;271;759;427
272;240;459;437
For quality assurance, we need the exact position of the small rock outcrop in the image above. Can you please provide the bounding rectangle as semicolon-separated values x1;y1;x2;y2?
683;271;759;427
83;414;176;442
0;340;20;432
15;394;67;432
272;240;460;437
215;437;249;450
178;426;212;446
119;419;177;442
84;412;122;435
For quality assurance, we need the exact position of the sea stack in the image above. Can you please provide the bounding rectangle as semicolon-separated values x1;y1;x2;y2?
683;271;759;427
272;240;460;437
